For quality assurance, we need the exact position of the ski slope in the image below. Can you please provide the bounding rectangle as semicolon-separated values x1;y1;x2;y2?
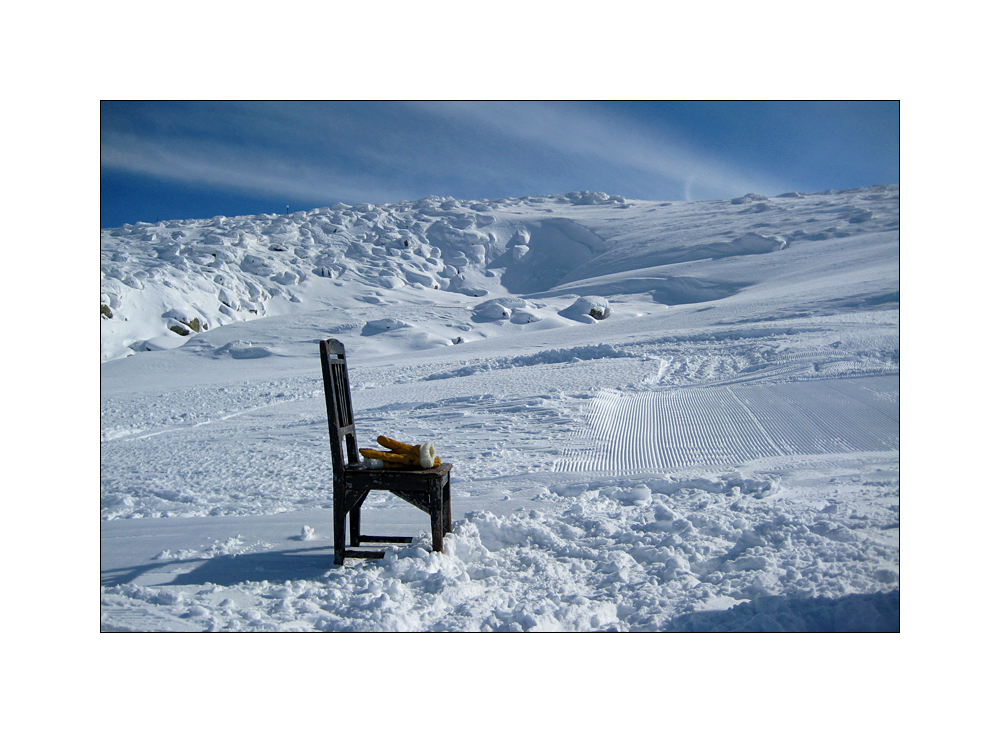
101;185;899;631
557;376;898;474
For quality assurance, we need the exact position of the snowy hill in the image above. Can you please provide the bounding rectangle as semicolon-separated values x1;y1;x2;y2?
101;185;899;632
100;187;897;363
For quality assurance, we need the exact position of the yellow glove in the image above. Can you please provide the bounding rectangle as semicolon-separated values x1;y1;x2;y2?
360;448;420;467
377;435;420;454
360;437;441;469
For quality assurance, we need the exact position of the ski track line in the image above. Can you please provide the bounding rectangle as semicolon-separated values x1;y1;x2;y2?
107;397;305;443
725;386;785;458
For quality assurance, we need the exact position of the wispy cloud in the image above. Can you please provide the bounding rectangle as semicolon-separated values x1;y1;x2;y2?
101;133;409;205
100;102;794;207
407;101;794;200
100;103;418;205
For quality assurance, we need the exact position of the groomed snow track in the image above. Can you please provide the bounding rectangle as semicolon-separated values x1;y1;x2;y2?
555;375;898;474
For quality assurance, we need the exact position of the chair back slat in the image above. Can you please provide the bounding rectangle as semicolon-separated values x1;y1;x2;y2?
320;339;360;478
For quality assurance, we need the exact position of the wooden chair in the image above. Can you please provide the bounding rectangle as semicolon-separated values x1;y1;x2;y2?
319;338;453;565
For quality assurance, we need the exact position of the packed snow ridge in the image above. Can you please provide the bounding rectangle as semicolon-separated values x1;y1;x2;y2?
101;185;899;632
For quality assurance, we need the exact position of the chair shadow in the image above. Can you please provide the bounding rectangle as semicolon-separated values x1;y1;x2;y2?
102;544;350;588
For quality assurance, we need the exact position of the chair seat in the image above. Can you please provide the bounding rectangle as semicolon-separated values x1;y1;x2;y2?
344;463;453;501
345;462;452;479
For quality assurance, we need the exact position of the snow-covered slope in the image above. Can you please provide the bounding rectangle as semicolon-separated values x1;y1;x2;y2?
101;186;899;632
100;187;898;363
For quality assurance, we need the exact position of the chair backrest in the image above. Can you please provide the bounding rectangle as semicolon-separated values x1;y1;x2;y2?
320;339;360;478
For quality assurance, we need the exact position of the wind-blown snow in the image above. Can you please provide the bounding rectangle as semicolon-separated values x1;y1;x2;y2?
101;186;899;632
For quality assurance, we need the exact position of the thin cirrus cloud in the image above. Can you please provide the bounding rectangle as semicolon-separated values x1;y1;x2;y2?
411;101;794;201
101;123;414;205
100;101;795;210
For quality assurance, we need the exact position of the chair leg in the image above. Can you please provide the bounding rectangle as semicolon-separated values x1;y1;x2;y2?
430;480;444;553
333;486;346;566
443;476;452;534
350;504;361;548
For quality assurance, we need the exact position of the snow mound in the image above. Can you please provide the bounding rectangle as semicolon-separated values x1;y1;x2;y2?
361;318;412;336
424;343;631;380
473;297;527;321
446;272;490;297
731;193;769;204
510;306;541;324
131;334;188;352
563;190;627;206
216;340;272;359
716;232;786;256
559;295;611;322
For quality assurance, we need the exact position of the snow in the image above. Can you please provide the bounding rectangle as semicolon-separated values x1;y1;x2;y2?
101;185;899;632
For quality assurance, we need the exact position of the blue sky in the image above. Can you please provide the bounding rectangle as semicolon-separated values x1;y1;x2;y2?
100;101;898;228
